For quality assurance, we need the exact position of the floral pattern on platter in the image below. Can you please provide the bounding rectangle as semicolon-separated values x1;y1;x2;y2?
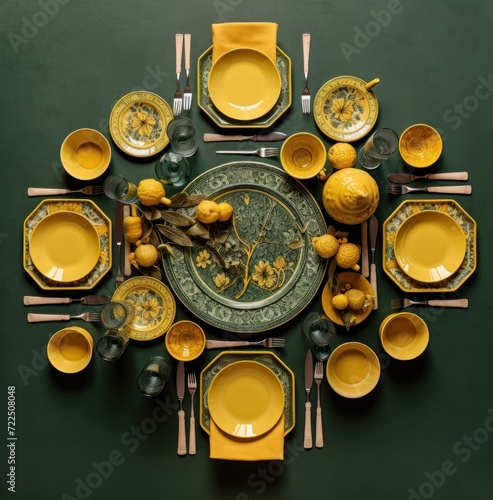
23;199;111;290
324;86;365;131
383;200;477;292
123;102;162;145
200;351;295;436
162;162;327;333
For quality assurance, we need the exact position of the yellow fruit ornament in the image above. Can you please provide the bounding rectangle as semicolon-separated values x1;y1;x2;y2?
345;288;366;310
335;242;361;271
327;142;357;169
196;200;221;224
129;242;159;268
217;202;234;222
332;293;349;310
312;234;340;258
137;179;172;206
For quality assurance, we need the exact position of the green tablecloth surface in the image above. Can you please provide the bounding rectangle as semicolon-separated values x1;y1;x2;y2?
1;1;492;499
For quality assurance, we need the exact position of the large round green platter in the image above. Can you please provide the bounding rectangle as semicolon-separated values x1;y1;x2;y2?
162;162;328;333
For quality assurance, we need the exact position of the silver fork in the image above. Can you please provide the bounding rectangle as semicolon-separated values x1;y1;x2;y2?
27;186;104;197
215;148;280;158
301;33;311;114
27;312;101;323
386;184;472;195
314;361;324;448
187;373;197;455
183;34;192;111
391;297;469;309
205;337;285;349
173;33;184;116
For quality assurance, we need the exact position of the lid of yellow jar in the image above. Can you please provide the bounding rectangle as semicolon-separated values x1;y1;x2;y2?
322;169;379;225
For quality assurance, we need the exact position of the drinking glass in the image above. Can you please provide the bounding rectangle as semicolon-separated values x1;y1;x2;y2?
103;174;139;204
167;117;198;157
359;128;399;170
155;152;191;187
302;312;337;361
136;356;172;397
96;329;129;362
100;300;135;329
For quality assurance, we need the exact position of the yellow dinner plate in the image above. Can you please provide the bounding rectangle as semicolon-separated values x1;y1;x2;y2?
394;211;466;283
29;211;100;283
208;360;284;438
208;48;281;121
327;342;380;398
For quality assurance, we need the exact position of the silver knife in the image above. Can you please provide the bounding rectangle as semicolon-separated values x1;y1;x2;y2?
23;295;111;306
176;361;187;455
115;201;124;288
387;172;468;184
304;349;313;449
369;215;379;310
203;132;287;142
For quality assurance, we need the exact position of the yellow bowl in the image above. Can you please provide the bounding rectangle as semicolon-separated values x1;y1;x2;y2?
280;132;327;179
379;312;429;360
326;341;380;398
60;128;111;180
47;326;94;373
165;320;206;361
399;124;442;168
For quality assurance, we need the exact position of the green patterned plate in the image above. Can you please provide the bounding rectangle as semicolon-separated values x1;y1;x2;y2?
161;162;327;333
200;351;295;436
383;199;477;292
197;46;292;128
23;199;111;290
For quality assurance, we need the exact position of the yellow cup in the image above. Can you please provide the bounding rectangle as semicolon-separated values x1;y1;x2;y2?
47;326;94;373
379;312;429;360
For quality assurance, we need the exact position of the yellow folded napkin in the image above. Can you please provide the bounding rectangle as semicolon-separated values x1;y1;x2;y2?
210;413;284;461
211;22;278;65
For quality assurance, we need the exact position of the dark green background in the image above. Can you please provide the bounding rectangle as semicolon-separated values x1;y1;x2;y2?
1;1;491;499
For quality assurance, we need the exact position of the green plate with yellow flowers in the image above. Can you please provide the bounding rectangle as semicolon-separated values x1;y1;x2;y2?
162;162;328;333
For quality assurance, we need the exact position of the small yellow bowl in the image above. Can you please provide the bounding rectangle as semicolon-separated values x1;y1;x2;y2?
326;341;380;398
280;132;327;179
60;128;111;180
379;312;429;360
399;124;442;168
165;320;206;362
47;326;94;373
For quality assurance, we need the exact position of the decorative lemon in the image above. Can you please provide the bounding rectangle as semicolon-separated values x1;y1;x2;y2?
335;242;361;271
196;200;221;224
332;293;349;310
328;142;357;169
131;243;159;267
312;234;340;258
345;288;366;310
137;179;172;206
217;202;234;222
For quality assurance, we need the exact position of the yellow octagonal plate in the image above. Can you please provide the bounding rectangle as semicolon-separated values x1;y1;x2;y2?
209;48;281;121
208;360;284;438
394;211;466;283
327;342;380;398
30;211;100;283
